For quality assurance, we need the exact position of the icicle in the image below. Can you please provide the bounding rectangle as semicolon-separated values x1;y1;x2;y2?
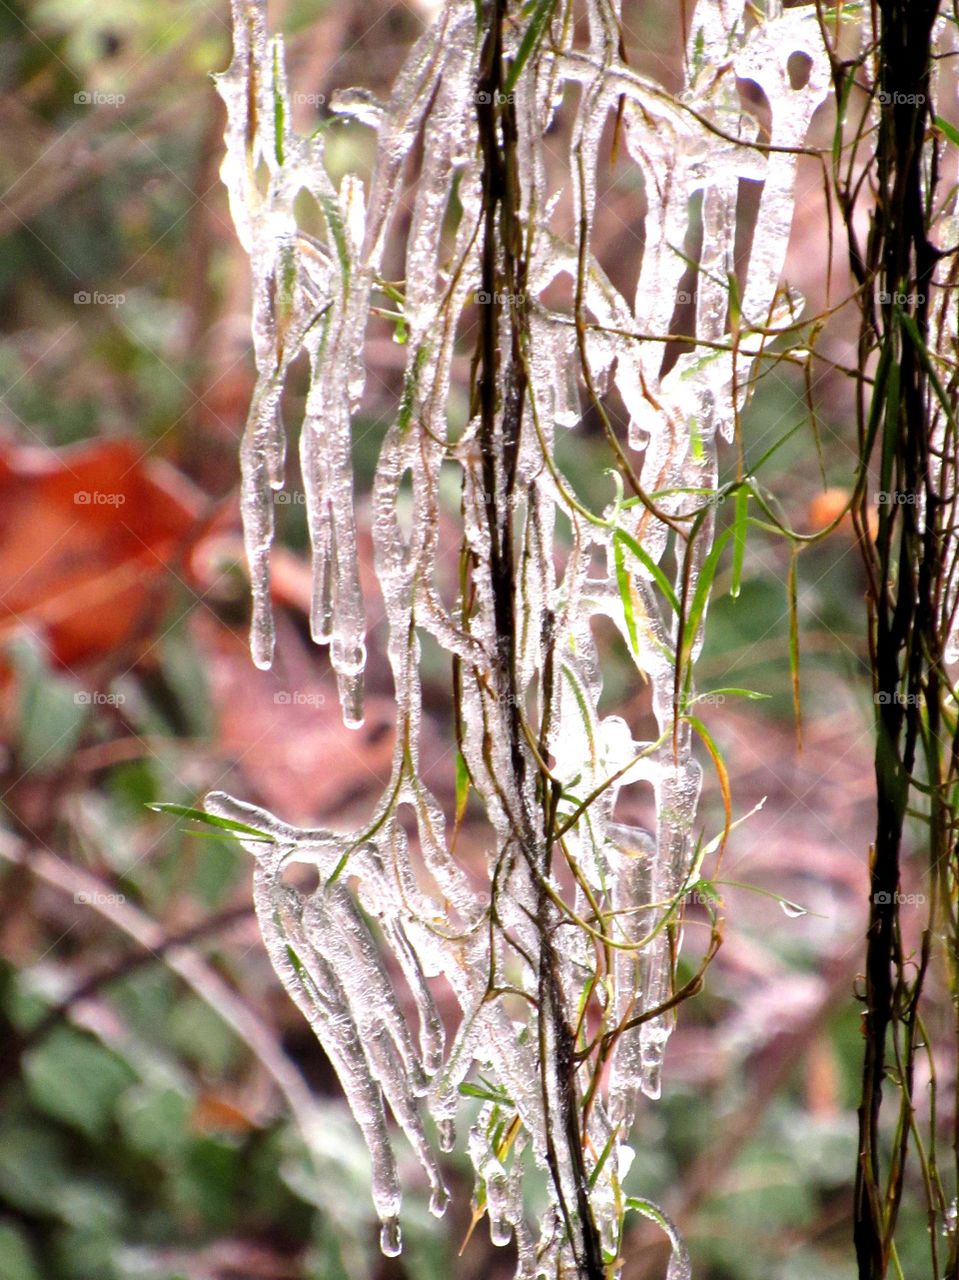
216;0;826;1266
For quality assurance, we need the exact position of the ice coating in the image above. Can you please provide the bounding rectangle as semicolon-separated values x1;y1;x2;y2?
215;0;825;1273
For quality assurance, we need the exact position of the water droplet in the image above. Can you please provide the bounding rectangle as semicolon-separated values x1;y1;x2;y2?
429;1185;449;1218
380;1217;402;1258
438;1118;455;1153
490;1216;512;1246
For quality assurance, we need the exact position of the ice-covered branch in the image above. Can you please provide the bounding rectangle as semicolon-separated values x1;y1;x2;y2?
213;0;827;1273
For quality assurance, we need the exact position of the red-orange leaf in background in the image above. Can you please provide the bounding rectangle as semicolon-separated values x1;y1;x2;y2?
0;437;205;671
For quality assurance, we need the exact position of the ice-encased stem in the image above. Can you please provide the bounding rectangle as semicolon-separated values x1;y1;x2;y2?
215;0;826;1272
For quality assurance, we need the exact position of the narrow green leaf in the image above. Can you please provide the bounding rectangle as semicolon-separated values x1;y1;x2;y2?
934;115;959;149
684;714;732;840
398;343;429;435
286;944;306;980
690;878;722;905
614;527;680;614
688;415;705;462
458;1081;513;1105
743;420;805;481
318;193;351;283
613;534;640;656
687;687;770;704
680;525;734;665
504;0;558;95
588;1129;619;1190
730;485;748;598
454;749;470;826
727;271;742;332
900;310;959;437
147;803;276;842
272;41;285;166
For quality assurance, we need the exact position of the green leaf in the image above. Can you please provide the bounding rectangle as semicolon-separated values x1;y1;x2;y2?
730;485;748;597
147;803;275;842
684;714;732;839
318;193;351;283
587;1129;618;1190
900;310;959;437
934;114;959;149
690;878;722;905
454;749;470;826
397;342;429;435
613;533;640;656
504;0;558;94
727;270;742;332
625;1196;689;1275
272;40;285;166
613;527;680;614
690;687;769;702
689;414;705;462
680;524;734;665
458;1081;513;1106
23;1028;136;1141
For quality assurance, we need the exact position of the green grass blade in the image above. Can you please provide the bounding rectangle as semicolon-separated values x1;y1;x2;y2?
730;485;748;598
614;527;680;614
504;0;557;94
613;533;640;656
147;803;276;842
680;525;734;665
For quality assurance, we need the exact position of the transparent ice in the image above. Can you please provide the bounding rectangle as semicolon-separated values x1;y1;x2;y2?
214;0;827;1273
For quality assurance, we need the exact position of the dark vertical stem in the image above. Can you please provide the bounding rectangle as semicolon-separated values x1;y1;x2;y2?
853;4;939;1277
475;4;604;1275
